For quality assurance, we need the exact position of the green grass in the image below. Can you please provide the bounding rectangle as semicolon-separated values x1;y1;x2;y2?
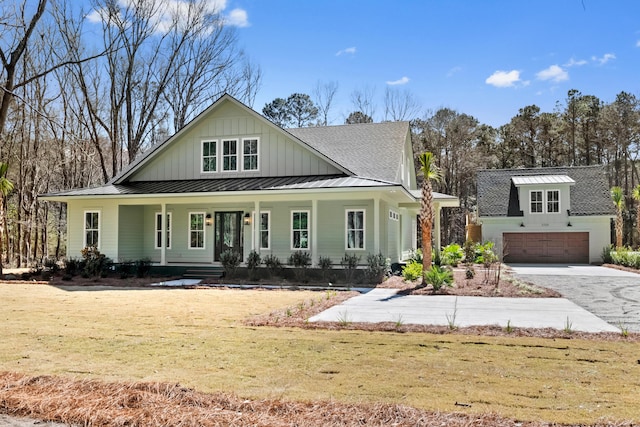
1;283;639;425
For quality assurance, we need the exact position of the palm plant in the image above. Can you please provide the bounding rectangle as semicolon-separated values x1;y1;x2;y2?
0;162;14;276
632;184;640;246
611;186;625;249
418;152;442;278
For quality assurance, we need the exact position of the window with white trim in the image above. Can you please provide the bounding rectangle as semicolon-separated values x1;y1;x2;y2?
222;139;238;171
202;140;217;172
84;210;100;248
547;190;560;213
346;209;365;250
259;211;270;249
155;212;172;249
242;138;259;171
189;212;205;249
530;190;543;213
291;211;309;249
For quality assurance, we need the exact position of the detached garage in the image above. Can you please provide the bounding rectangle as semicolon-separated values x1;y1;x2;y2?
503;232;589;264
477;166;615;264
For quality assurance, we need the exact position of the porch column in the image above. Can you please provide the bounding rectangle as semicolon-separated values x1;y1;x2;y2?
253;200;260;252
433;202;442;253
373;197;380;255
160;203;167;266
311;199;318;265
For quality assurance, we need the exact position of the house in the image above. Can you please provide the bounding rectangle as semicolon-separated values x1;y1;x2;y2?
41;94;459;268
477;165;615;264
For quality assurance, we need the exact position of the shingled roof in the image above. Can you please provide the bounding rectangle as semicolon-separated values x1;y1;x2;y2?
477;165;615;217
288;121;408;183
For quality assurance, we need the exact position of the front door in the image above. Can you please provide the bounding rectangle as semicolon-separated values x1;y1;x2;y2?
215;211;243;261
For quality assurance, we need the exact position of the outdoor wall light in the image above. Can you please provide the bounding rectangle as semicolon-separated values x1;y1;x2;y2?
243;213;251;225
567;222;572;227
520;222;525;227
205;213;213;226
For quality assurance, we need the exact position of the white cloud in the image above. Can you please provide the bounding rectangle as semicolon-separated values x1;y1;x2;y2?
536;65;569;82
637;40;640;47
446;66;462;77
565;57;587;67
226;8;249;27
386;76;410;85
592;53;616;65
336;47;356;56
485;70;521;88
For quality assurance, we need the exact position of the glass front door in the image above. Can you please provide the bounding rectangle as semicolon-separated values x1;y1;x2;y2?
214;211;243;261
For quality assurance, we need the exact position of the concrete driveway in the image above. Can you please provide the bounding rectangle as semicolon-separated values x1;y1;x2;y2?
509;264;640;332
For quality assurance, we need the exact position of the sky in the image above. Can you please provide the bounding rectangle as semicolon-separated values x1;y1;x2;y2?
215;0;640;127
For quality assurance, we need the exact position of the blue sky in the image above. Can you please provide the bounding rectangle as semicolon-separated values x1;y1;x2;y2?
223;0;640;127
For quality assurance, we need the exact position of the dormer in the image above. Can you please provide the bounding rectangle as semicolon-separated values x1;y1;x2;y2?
511;175;576;221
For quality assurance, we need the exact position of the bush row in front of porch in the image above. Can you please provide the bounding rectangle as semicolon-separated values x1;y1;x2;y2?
220;249;390;285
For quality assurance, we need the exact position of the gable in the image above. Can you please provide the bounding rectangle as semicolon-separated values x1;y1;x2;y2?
121;95;346;183
477;165;616;217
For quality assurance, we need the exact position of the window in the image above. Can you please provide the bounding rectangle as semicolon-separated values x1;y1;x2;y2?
202;140;217;172
530;191;543;213
346;210;365;249
84;211;100;248
291;211;309;249
259;211;270;249
547;190;560;213
242;138;259;171
222;139;238;171
189;212;205;249
155;212;172;249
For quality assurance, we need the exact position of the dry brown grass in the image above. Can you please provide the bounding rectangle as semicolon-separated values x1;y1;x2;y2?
1;283;639;426
0;372;576;426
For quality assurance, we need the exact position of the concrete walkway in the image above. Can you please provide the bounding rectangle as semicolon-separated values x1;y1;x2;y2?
309;288;619;332
509;264;640;332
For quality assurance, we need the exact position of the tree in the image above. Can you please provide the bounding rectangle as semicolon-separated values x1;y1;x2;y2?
345;111;373;124
632;184;640;246
262;93;318;128
0;162;14;275
287;93;318;127
418;152;442;279
313;80;338;126
350;86;376;121
383;87;420;121
262;97;290;128
611;186;625;248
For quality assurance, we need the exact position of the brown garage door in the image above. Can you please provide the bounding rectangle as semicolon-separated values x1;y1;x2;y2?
503;232;589;263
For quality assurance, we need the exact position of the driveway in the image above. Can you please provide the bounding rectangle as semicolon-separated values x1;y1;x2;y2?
509;264;640;332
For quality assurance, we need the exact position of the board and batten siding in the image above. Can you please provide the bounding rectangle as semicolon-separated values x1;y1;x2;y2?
118;206;144;261
128;101;342;182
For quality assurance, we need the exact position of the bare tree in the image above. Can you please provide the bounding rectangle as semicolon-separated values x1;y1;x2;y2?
384;87;420;121
350;86;376;122
313;80;338;126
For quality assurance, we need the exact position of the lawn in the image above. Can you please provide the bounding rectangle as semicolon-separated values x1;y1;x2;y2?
1;283;638;425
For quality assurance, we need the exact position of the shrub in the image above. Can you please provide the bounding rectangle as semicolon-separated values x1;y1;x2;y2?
463;239;476;265
117;261;135;279
340;253;361;283
134;258;152;278
64;258;82;276
220;250;241;278
465;265;475;279
601;244;613;264
263;254;283;278
80;246;112;278
441;243;463;266
318;256;332;281
407;248;423;264
423;265;454;293
44;258;60;273
477;241;497;266
365;252;388;284
288;251;312;282
246;250;261;280
402;260;422;281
